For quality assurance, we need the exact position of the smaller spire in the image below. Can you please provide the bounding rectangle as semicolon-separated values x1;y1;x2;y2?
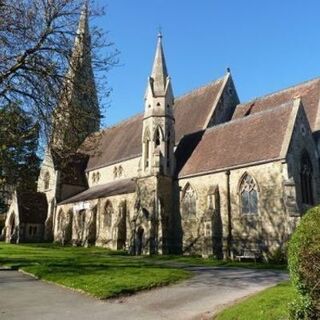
151;32;169;96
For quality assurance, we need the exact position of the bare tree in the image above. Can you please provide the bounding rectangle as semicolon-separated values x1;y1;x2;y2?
0;0;118;142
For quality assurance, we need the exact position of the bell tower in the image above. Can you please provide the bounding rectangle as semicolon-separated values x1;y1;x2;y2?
141;33;175;177
134;33;175;255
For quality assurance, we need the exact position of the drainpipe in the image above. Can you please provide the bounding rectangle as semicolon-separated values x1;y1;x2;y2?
226;170;232;259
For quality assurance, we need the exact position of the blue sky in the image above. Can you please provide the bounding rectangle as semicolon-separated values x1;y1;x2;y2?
94;0;320;127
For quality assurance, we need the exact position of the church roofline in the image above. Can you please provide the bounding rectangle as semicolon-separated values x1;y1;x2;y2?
237;76;320;109
178;99;300;178
94;74;227;136
204;98;297;133
178;157;286;179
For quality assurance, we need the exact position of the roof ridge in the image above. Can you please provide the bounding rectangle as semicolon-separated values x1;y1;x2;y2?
205;99;295;134
175;74;226;100
99;112;143;134
96;74;227;134
238;76;320;107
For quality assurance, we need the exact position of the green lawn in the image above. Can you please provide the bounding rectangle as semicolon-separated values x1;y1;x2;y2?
0;243;287;301
214;281;295;320
146;254;287;271
0;243;190;299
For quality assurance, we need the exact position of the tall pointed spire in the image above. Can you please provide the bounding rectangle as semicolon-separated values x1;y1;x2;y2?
69;0;91;74
51;0;100;153
150;32;169;96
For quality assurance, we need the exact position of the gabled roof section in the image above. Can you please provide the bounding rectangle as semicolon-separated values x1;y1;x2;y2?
59;178;136;205
174;74;228;140
179;100;300;178
233;78;320;132
82;75;228;171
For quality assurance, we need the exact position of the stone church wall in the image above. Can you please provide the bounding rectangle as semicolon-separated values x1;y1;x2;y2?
207;76;239;128
285;107;320;212
177;161;294;259
54;192;136;250
87;157;140;187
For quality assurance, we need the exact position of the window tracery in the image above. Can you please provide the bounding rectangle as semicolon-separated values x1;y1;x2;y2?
104;201;113;227
239;173;258;214
181;184;196;218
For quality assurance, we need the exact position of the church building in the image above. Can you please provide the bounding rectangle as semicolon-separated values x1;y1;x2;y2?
5;3;320;260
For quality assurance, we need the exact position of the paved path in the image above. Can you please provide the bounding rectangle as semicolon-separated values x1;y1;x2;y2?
0;267;288;320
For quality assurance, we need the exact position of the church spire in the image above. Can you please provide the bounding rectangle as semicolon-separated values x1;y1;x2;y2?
141;33;175;176
51;0;100;152
150;32;169;96
69;0;91;77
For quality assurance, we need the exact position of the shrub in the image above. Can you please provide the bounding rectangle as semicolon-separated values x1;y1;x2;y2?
268;245;287;264
288;206;320;319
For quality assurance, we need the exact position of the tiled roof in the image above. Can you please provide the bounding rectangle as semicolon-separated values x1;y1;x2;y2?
179;101;297;177
17;192;48;224
233;78;320;132
59;178;136;205
82;75;227;171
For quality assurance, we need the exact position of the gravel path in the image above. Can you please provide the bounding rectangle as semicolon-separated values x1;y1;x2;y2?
0;266;288;320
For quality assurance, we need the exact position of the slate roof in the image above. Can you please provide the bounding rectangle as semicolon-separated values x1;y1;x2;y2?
81;75;227;171
59;178;136;204
17;192;48;224
232;78;320;132
179;100;297;177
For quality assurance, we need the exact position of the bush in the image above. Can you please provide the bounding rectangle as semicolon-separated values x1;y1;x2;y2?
268;245;288;264
288;206;320;319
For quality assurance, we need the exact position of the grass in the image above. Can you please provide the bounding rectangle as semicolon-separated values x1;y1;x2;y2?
214;281;296;320
146;254;287;271
0;243;287;301
0;243;190;299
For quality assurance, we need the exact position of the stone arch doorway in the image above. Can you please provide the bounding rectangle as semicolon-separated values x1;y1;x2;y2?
116;202;127;250
136;227;144;255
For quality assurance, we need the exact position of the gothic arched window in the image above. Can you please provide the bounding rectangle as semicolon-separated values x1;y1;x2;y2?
143;128;150;168
118;166;123;177
300;151;313;205
239;173;258;214
182;184;196;218
44;171;50;190
104;201;113;227
113;166;118;179
57;209;64;231
154;128;161;147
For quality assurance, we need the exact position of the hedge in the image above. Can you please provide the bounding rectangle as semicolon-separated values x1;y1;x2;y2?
288;206;320;319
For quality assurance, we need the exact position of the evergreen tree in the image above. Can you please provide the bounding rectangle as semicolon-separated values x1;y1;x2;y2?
0;104;40;213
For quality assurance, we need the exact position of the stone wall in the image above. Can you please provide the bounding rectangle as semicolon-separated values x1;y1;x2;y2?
207;75;240;128
286;106;320;212
88;157;140;187
177;161;294;259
